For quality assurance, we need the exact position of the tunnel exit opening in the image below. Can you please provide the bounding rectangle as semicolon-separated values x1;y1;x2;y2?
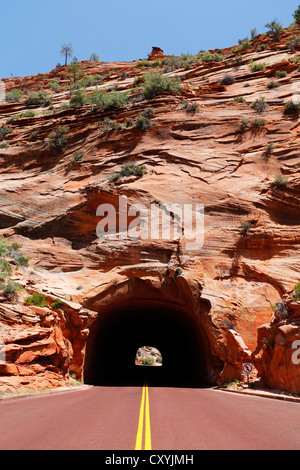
135;346;163;367
84;298;210;387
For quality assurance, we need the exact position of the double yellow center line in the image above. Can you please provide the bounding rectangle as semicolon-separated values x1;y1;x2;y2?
135;380;152;450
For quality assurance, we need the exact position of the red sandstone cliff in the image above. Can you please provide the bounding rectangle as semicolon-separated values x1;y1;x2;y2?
0;31;299;394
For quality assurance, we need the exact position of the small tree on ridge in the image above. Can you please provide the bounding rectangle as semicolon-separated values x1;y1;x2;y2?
60;43;74;66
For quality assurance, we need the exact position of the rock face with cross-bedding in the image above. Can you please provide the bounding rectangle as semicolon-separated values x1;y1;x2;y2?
0;30;300;394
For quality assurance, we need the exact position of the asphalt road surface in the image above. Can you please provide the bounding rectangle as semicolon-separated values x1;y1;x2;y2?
0;384;299;450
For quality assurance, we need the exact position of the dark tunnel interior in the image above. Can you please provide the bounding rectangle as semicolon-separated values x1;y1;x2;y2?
83;299;211;387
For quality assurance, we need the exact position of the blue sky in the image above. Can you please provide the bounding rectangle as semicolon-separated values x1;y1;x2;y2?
0;0;299;79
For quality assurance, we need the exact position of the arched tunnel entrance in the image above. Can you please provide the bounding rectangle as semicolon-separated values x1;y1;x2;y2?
84;298;211;387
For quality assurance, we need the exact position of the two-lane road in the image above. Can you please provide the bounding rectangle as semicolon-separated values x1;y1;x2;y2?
0;385;299;450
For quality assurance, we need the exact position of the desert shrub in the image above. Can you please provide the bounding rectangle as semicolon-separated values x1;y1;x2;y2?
0;141;10;148
233;39;252;52
125;117;134;128
0;240;28;267
161;56;184;71
287;36;300;51
293;282;300;300
71;74;104;90
174;267;183;278
137;59;162;68
241;221;252;236
24;293;48;307
29;130;40;141
48;79;61;92
110;162;146;182
69;90;87;107
140;356;154;366
89;52;100;62
135;108;154;130
233;96;246;103
284;100;300;116
265;19;284;41
0;239;8;257
100;118;122;131
240;118;249;131
7;111;35;123
250;28;258;40
6;89;23;102
273;173;289;188
276;70;287;78
119;162;146;178
257;45;266;52
161;52;208;71
250;118;265;128
0;127;11;141
220;74;236;85
135;115;152;130
47;125;69;151
51;298;63;310
1;280;23;297
81;74;103;87
178;53;199;69
251;96;268;113
25;90;52;107
293;5;300;23
267;80;280;89
0;259;12;280
198;51;223;62
59;103;70;111
251;62;267;72
142;72;181;99
181;100;199;112
66;59;84;83
71;150;84;164
89;89;129;110
264;142;274;155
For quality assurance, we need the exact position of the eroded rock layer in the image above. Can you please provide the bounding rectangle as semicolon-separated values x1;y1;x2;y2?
0;31;299;394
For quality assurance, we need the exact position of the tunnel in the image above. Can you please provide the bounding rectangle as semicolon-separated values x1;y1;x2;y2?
83;298;211;387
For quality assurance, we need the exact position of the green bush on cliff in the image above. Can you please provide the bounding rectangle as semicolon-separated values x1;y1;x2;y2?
0;239;28;266
0;239;28;297
6;89;23;103
293;282;300;300
251;96;268;113
0;127;11;141
47;125;70;151
69;90;87;107
51;298;63;310
140;356;154;366
197;51;224;63
220;74;236;85
89;89;129;110
284;100;300;116
7;111;35;123
25;90;52;107
1;279;23;297
264;19;284;41
273;173;289;188
251;62;267;72
135;108;154;130
293;5;300;22
109;162;146;182
24;293;48;307
142;72;181;99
